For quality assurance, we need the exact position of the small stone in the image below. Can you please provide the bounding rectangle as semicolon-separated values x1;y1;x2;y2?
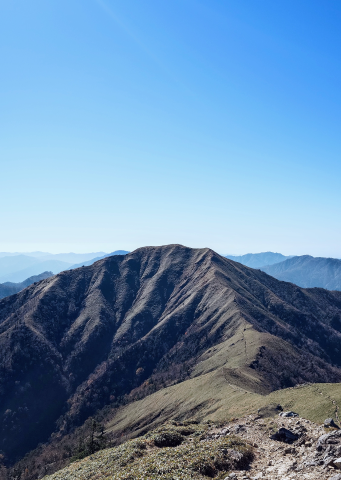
334;458;341;469
271;427;299;442
284;447;296;454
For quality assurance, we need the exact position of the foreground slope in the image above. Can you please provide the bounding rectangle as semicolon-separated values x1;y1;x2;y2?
1;245;341;463
44;413;339;480
44;422;254;480
261;255;341;290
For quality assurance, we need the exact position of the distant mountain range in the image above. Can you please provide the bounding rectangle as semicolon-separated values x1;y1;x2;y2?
1;244;341;467
69;250;129;269
261;255;341;290
225;251;293;268
0;272;53;299
0;251;128;283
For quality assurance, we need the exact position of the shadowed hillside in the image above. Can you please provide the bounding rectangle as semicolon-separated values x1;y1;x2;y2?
1;245;341;466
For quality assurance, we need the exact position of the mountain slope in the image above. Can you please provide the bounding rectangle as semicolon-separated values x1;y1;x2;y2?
261;255;341;290
225;252;292;268
0;271;53;299
1;245;341;464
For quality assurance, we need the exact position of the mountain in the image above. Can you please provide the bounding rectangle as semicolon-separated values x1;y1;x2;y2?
261;255;341;290
1;244;341;468
225;252;293;268
0;271;53;300
69;250;129;269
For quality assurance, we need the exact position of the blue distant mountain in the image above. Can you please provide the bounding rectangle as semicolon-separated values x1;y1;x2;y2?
69;250;129;269
0;252;117;282
261;255;341;291
225;252;293;269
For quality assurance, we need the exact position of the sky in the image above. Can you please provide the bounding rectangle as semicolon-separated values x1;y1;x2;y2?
1;0;340;256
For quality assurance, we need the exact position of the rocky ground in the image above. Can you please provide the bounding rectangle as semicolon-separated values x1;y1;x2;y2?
208;412;341;480
43;410;341;480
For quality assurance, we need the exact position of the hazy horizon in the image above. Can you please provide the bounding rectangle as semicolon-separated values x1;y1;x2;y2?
0;245;338;259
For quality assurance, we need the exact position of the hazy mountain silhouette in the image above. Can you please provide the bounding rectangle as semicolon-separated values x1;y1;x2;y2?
0;252;51;258
0;252;113;283
261;255;341;290
0;255;40;279
0;272;53;299
1;245;341;464
69;250;129;269
225;252;293;268
0;260;72;283
38;252;107;264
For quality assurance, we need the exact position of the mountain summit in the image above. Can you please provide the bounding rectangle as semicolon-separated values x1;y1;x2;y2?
1;245;341;464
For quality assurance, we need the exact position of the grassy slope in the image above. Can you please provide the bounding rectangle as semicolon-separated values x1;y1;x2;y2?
106;321;341;441
106;372;341;441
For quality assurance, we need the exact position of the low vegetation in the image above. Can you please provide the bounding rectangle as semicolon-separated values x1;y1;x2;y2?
43;422;254;480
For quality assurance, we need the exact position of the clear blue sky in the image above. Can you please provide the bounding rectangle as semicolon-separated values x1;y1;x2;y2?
1;0;340;256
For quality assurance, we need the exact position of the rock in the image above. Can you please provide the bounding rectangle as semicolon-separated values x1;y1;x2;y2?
303;461;317;467
284;446;296;454
279;411;299;417
271;427;299;442
334;458;341;469
324;456;336;467
225;474;237;479
316;430;341;451
251;474;263;479
234;424;246;434
329;474;341;480
325;418;340;429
